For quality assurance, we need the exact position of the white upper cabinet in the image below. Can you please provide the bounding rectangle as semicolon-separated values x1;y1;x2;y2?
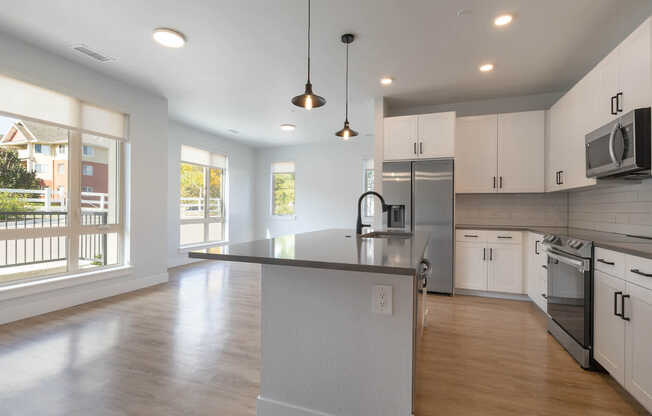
546;17;651;192
418;112;455;158
384;112;455;161
456;111;544;193
384;116;418;160
497;111;545;193
455;115;498;193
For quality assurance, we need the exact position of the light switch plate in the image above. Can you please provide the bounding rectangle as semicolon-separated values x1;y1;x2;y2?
372;285;393;315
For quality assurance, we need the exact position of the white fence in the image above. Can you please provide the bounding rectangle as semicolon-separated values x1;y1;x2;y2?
180;197;223;218
0;188;109;212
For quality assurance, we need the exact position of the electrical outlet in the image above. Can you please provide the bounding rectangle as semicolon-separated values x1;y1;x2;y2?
372;285;393;315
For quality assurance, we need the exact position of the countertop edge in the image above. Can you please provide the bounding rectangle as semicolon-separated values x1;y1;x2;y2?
188;252;418;276
456;225;652;260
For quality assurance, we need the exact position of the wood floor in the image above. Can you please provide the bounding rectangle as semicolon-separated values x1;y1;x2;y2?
0;261;648;415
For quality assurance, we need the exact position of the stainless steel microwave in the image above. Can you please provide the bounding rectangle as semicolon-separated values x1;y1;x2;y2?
585;107;651;178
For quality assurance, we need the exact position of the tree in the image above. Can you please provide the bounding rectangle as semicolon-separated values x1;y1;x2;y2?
0;149;42;189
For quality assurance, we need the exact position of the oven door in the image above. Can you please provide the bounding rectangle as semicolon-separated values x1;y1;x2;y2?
546;250;591;348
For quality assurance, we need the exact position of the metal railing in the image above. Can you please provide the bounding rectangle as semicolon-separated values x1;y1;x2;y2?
180;197;223;218
0;188;109;211
0;211;108;269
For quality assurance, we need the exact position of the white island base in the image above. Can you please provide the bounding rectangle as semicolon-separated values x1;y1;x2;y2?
256;264;416;416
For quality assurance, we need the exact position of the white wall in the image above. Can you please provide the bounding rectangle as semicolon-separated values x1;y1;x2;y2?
0;31;169;323
167;120;255;267
254;138;374;239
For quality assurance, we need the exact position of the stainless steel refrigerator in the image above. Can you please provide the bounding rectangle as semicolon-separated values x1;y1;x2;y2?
383;159;454;294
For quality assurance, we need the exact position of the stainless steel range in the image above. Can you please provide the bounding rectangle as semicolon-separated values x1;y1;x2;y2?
542;233;594;369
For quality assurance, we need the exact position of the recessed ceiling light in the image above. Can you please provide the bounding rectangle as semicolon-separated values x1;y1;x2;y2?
479;63;494;72
380;77;393;86
280;124;296;131
494;14;513;26
152;28;186;48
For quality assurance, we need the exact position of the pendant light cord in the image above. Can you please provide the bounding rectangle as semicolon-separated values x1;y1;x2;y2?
345;42;349;122
307;0;311;83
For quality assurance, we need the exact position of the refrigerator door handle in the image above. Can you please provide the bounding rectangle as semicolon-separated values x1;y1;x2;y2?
483;248;486;261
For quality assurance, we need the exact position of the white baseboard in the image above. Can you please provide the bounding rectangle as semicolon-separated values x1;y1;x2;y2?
455;288;530;302
0;271;168;325
257;396;335;416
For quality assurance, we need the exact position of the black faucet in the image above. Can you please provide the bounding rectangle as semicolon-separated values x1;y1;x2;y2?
356;191;389;234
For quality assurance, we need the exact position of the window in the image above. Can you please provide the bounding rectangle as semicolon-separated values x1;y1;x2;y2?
82;186;93;192
271;162;295;216
362;159;375;218
0;73;126;286
34;144;50;154
82;145;94;156
82;164;93;176
179;145;227;247
34;163;48;173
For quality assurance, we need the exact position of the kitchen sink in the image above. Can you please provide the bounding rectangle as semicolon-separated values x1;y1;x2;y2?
359;231;412;239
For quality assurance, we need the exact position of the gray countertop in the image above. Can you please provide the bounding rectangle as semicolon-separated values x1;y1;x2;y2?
189;229;431;276
456;224;652;260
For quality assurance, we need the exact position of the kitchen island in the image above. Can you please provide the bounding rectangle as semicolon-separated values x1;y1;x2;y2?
189;229;430;416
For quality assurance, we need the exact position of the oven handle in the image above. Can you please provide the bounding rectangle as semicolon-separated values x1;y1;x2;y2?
546;251;589;273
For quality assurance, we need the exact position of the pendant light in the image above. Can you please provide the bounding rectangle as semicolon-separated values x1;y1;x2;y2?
291;0;326;110
335;34;358;140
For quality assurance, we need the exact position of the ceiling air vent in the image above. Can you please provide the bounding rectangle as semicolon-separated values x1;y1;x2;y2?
71;44;114;63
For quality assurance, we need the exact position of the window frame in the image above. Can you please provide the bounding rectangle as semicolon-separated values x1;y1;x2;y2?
178;156;228;249
82;164;93;176
0;125;126;286
270;162;296;219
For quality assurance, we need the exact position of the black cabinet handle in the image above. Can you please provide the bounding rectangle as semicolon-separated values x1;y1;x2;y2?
493;176;496;189
611;95;617;115
555;171;560;185
464;234;479;238
489;248;493;261
622;294;631;321
617;92;623;113
614;291;623;317
535;240;540;255
413;142;417;154
597;259;615;266
541;265;548;270
541;293;548;299
419;142;423;154
499;176;503;188
483;248;486;261
497;236;512;239
559;171;564;184
631;268;652;277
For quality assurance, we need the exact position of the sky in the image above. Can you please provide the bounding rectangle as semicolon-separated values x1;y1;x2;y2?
0;115;17;136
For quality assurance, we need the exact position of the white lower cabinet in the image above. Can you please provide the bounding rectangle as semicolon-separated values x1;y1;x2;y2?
526;232;548;312
625;282;652;412
594;254;652;413
455;230;523;294
455;242;487;290
594;270;626;385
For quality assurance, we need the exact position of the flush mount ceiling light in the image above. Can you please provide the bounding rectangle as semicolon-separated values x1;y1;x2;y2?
280;124;296;131
152;28;186;48
380;77;393;86
479;63;494;72
335;34;358;141
494;14;513;26
291;0;326;110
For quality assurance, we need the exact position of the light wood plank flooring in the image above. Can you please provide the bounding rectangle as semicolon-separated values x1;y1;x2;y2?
0;261;647;415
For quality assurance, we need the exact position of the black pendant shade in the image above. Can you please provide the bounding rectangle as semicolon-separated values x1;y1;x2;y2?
335;33;357;139
292;0;326;110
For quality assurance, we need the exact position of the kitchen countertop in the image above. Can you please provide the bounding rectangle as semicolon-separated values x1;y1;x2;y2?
456;224;652;260
189;229;431;276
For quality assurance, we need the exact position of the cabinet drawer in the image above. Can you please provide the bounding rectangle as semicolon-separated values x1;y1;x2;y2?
487;230;522;244
626;255;652;291
456;230;487;242
595;247;625;278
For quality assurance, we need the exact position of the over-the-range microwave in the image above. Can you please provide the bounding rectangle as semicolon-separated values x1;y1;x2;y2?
586;107;651;179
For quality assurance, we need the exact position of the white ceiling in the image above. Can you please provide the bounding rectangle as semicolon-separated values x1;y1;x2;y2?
0;0;650;147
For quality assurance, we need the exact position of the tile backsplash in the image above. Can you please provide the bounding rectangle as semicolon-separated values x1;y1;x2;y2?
568;180;652;237
456;193;568;227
